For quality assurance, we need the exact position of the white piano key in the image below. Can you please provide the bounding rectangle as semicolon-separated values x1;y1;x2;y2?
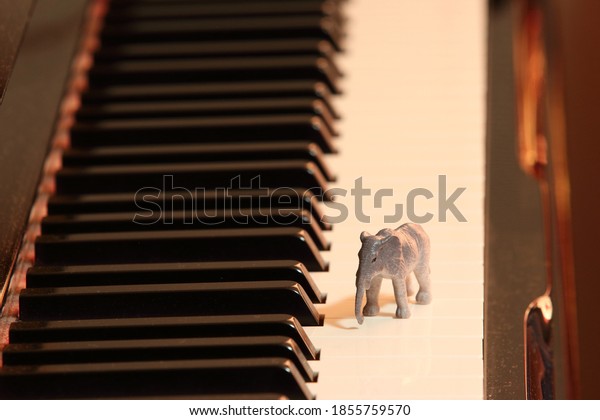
308;336;481;358
308;355;483;378
306;317;482;338
354;281;480;298
309;375;483;400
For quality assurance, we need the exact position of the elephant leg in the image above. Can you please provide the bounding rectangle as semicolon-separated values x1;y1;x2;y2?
392;276;411;319
363;276;383;317
414;264;432;304
406;274;418;297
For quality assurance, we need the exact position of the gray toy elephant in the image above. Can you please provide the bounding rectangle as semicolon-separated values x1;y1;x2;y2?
355;223;432;324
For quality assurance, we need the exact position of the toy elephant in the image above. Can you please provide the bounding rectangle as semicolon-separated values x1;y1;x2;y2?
355;223;432;324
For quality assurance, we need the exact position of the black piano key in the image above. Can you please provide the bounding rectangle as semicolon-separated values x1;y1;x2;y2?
76;97;338;131
81;80;334;105
26;260;325;303
55;160;331;196
88;55;340;94
77;96;339;120
34;227;328;270
40;208;330;251
70;114;336;153
62;141;335;182
0;358;314;399
9;314;319;359
46;188;330;229
104;1;340;22
143;393;289;400
100;16;343;52
111;0;344;5
95;38;338;62
39;209;331;251
18;281;323;326
2;336;316;382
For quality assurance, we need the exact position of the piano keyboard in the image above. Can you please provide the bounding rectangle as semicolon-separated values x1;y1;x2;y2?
0;0;485;399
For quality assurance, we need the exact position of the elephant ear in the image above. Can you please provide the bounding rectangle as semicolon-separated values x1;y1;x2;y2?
376;228;394;237
379;234;400;246
360;231;372;242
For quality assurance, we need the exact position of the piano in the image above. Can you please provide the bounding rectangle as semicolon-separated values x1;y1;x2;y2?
0;0;598;400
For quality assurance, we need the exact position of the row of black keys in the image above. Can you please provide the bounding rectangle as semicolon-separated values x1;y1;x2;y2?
0;0;347;399
1;314;317;399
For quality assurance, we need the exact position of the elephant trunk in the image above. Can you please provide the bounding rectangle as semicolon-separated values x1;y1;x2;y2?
355;283;365;324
